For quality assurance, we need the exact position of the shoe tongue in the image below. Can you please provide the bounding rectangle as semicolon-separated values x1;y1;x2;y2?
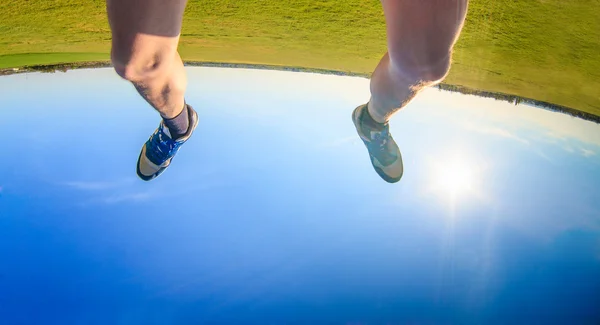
161;123;174;139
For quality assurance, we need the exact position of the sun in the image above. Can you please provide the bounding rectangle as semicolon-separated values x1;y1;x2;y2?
428;153;482;207
435;160;474;197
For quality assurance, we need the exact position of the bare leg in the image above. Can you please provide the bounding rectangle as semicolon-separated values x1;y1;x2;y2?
107;0;199;181
353;0;468;183
106;0;188;119
369;0;468;123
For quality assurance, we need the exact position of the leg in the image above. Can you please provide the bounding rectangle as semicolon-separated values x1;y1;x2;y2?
107;0;199;181
353;0;468;183
107;0;188;120
369;0;468;123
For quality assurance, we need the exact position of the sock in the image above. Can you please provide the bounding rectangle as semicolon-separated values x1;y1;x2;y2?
362;102;386;131
366;101;388;125
163;104;189;140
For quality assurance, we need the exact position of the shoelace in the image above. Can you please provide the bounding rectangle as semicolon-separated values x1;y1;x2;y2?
369;126;397;165
146;127;180;165
372;127;389;149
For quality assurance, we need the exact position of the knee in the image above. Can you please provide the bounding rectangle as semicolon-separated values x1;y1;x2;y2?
111;47;172;83
392;54;451;86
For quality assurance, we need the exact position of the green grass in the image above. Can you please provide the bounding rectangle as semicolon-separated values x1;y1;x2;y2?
1;0;599;115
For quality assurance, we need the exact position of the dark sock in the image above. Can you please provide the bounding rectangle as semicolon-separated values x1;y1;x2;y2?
361;103;386;131
163;104;190;140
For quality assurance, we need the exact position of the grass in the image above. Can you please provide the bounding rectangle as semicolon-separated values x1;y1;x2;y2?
1;0;599;115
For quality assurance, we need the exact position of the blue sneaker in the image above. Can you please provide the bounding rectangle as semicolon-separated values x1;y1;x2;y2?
136;105;198;181
352;103;403;183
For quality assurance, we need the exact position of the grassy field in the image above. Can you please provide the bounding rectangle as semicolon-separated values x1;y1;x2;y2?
1;0;599;115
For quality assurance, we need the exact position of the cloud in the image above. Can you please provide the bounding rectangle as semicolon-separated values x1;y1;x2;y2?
76;191;155;207
581;148;596;157
463;123;530;145
102;192;154;204
76;181;222;207
62;178;154;206
62;179;135;190
421;88;600;150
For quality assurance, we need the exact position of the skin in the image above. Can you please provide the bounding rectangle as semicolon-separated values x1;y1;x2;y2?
369;0;469;123
106;0;468;122
107;0;187;119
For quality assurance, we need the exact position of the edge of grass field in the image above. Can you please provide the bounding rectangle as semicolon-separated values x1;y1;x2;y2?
2;59;598;124
0;53;110;70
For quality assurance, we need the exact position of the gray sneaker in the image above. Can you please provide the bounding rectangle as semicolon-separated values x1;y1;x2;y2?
352;103;403;183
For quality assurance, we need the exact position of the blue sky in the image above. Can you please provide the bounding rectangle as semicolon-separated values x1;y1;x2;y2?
0;67;599;324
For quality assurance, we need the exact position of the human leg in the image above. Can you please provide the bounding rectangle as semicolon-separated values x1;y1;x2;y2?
369;0;468;122
106;0;198;181
354;0;468;183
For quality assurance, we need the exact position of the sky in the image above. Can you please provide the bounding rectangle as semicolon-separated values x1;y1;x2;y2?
0;67;599;325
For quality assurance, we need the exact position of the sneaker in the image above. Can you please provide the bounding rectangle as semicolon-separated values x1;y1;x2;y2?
136;105;198;181
352;103;403;183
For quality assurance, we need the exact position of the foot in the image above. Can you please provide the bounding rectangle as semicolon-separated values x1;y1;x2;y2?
352;103;403;183
136;105;199;181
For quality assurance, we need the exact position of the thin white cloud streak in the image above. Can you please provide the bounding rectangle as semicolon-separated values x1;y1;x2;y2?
581;148;596;157
62;179;136;190
102;192;154;204
462;123;530;145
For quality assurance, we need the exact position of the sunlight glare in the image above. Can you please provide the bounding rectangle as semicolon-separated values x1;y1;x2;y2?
428;152;484;209
435;159;474;197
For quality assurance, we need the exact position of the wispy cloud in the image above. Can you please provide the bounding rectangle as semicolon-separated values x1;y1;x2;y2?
75;181;223;207
62;178;154;206
102;192;154;204
422;88;600;151
581;148;596;157
463;123;530;145
62;178;135;190
75;190;156;207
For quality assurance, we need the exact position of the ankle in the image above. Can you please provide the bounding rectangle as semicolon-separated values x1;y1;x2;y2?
163;103;190;139
365;102;388;126
367;101;389;125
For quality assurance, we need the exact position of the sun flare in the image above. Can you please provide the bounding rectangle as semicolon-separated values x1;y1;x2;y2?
428;153;483;206
435;160;475;197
